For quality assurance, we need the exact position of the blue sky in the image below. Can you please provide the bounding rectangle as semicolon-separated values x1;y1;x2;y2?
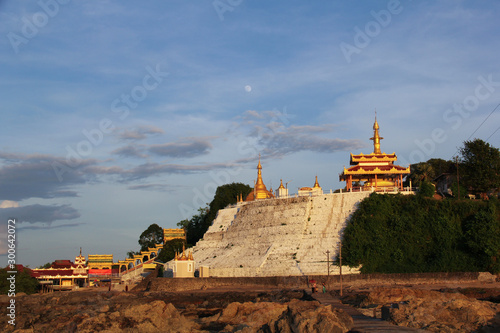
1;0;499;267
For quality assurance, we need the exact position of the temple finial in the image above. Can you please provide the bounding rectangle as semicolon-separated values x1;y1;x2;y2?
370;112;383;154
313;175;320;188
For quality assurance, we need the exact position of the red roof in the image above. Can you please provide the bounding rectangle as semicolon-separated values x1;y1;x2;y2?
31;268;86;278
52;260;76;269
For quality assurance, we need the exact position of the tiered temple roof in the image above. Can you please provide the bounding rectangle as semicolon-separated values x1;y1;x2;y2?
339;115;410;191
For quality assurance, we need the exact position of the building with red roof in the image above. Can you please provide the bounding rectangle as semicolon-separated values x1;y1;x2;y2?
31;249;88;291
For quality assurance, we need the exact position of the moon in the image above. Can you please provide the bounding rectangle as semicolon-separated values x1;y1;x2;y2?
245;85;252;92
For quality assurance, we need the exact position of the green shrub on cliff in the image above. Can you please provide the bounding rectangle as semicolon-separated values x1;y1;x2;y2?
178;182;252;246
342;193;500;274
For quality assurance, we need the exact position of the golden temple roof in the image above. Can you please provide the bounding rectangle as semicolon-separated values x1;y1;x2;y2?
245;154;275;201
175;244;194;261
313;175;321;189
339;114;410;183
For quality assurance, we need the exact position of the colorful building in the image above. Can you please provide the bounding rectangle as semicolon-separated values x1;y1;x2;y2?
275;179;289;198
87;254;116;278
169;245;195;278
339;115;410;191
298;176;323;197
31;250;88;290
163;228;186;243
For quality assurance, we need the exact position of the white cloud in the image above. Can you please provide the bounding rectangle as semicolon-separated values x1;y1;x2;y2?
0;200;19;208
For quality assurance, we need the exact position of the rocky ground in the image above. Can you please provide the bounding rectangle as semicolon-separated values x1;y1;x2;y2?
340;286;500;332
1;283;499;332
0;289;353;332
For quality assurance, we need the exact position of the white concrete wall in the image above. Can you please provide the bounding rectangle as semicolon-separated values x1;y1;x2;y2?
188;191;370;277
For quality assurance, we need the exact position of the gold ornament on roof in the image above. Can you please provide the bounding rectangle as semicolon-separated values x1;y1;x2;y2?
313;175;321;188
370;112;384;154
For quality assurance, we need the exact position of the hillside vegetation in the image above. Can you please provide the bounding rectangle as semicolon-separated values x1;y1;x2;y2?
343;193;500;274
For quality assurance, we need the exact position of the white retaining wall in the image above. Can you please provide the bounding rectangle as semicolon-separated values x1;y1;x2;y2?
190;191;370;277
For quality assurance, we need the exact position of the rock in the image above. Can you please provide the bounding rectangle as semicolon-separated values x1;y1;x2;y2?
0;288;354;333
478;272;496;283
120;300;194;332
364;288;500;332
217;301;288;328
265;299;353;333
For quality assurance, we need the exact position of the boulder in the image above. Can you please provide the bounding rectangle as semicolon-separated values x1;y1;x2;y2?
364;288;500;332
265;299;353;333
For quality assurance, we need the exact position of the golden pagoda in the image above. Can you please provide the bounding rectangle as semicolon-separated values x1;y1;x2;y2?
339;115;410;191
313;175;321;190
245;155;275;201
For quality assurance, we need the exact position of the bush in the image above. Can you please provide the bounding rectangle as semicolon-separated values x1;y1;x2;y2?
342;193;500;274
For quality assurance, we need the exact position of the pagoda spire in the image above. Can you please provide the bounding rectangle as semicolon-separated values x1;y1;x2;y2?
255;154;266;190
313;175;321;188
245;153;274;200
370;112;384;154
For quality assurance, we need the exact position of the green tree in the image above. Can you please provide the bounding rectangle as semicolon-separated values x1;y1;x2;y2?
460;139;500;198
127;250;139;259
0;268;39;295
177;182;252;245
418;180;435;198
450;181;467;200
138;223;164;251
426;158;454;177
205;183;252;226
411;162;434;185
177;207;209;246
157;238;187;263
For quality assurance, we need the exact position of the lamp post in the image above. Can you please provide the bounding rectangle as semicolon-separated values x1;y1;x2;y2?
326;250;330;288
339;240;343;297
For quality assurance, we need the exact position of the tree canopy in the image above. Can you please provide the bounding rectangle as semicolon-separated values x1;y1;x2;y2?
177;182;252;246
406;158;455;187
138;223;164;251
460;138;500;197
177;207;209;246
0;268;39;295
157;238;187;263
